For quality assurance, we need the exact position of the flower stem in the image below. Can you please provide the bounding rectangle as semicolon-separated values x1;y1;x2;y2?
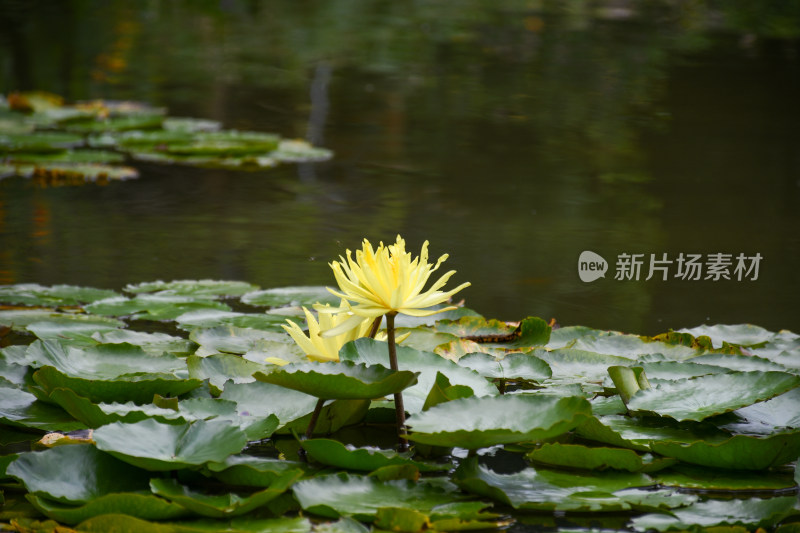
368;316;382;339
305;398;326;440
386;312;408;451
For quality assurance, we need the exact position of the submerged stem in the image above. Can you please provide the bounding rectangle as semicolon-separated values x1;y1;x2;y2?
386;312;408;451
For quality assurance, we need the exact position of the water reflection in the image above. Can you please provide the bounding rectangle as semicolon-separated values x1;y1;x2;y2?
0;1;798;334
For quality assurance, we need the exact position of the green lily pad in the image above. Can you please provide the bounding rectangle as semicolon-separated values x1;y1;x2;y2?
625;371;800;422
433;316;518;338
678;324;779;348
175;310;288;332
26;324;192;356
630;496;798;532
187;354;267;393
0;284;118;306
150;473;301;518
526;443;676;473
6;149;125;164
6;444;151;503
125;280;259;298
93;418;251;471
570;334;700;361
721;387;800;435
0;309;124;332
253;361;418;400
636;360;727;380
280;399;370;436
205;455;308;487
190;326;291;356
73;514;313;533
0;132;83;152
393;307;483;329
340;338;496;413
241;286;339;308
0;382;85;431
650;431;800;470
220;381;318;426
33;365;201;405
406;394;591;449
64;114;164;133
654;463;798;491
163;118;222;133
26;492;189;525
576;414;731;452
300;438;446;472
292;473;464;520
452;457;692;512
688;352;788;372
457;351;552;382
529;348;633;381
85;295;230;320
271;139;333;162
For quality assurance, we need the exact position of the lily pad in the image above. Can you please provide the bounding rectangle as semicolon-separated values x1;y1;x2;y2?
340;338;496;413
220;381;318;426
292;472;464;520
73;514;313;532
125;280;259;298
93;418;251;471
406;394;592;449
175;310;288;332
0;284;118;306
654;463;798;491
625;371;800;422
253;361;418;400
630;496;798;532
241;286;339;308
205;455;308;488
452;457;693;512
190;326;291;356
457;351;552;382
529;348;633;381
721;387;800;435
300;438;446;472
6;444;151;503
678;324;779;348
526;443;676;473
150;473;301;518
186;354;267;393
0;132;83;152
26;492;189;525
0;382;85;431
649;432;800;470
433;316;518;338
0;309;124;332
85;295;230;320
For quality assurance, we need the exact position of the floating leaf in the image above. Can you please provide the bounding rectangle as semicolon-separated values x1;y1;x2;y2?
292;473;463;520
630;497;798;532
406;394;591;449
0;284;118;307
576;414;731;452
0;132;83;152
186;354;267;393
678;324;780;348
64;114;164;133
625;371;800;422
650;432;800;470
529;348;632;381
0;382;85;431
175;309;288;332
241;286;339;308
220;381;317;426
571;334;699;361
93;418;250;471
451;457;691;512
150;473;300;518
0;309;123;332
7;444;150;503
85;295;230;320
163;118;222;133
300;438;445;472
205;455;308;488
26;492;189;525
654;463;798;491
433;316;518;338
526;443;676;473
253;361;418;400
721;387;800;435
71;514;313;533
271;139;333;162
125;280;259;298
340;338;496;413
190;326;291;356
689;352;788;372
457;352;552;382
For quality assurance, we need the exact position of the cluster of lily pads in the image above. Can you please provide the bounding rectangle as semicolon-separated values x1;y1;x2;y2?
0;92;332;185
0;280;799;532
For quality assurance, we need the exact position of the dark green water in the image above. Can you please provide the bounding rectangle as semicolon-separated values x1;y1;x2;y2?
1;1;799;335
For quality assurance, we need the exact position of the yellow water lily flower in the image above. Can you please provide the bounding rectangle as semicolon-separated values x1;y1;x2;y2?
320;235;470;337
282;302;373;362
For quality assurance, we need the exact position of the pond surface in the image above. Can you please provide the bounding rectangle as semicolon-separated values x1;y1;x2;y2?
1;1;799;335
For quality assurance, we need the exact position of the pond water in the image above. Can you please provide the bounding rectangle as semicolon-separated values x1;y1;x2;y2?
1;1;799;335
